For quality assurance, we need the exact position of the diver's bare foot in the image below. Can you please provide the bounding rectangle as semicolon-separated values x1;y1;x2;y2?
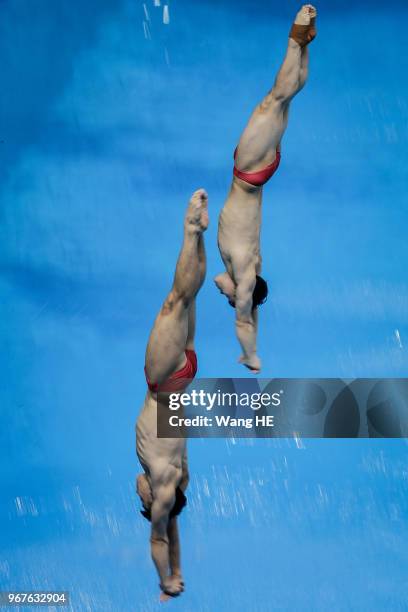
185;189;209;233
295;4;317;25
160;575;184;598
238;354;261;374
290;5;317;46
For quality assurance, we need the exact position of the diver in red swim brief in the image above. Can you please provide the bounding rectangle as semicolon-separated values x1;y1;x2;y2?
136;189;208;600
216;4;317;373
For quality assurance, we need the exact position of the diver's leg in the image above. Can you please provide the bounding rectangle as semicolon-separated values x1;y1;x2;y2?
186;300;196;350
198;233;206;286
185;235;206;350
145;190;208;385
235;5;317;172
299;45;310;90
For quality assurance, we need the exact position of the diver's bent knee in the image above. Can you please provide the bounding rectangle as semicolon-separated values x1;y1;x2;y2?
258;90;288;114
263;88;294;111
162;289;192;314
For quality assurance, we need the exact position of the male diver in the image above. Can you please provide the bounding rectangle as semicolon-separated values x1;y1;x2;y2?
136;189;208;599
216;5;317;373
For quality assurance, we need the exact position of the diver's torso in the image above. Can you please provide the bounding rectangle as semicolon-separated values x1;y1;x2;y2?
136;392;186;473
218;179;262;277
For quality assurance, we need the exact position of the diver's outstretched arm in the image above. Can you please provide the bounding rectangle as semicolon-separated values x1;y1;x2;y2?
235;272;260;373
150;476;184;597
167;517;181;577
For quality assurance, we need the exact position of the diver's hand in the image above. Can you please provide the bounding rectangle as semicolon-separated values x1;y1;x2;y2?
160;574;184;599
238;354;261;374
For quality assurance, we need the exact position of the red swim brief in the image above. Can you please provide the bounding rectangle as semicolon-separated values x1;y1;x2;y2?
233;148;281;187
145;349;198;393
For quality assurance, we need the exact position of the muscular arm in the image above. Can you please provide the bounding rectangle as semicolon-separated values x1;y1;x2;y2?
167;518;181;577
166;446;188;579
150;482;176;590
235;273;260;372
